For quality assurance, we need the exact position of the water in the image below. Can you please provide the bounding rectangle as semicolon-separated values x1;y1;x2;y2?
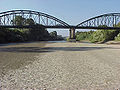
0;41;67;46
47;40;67;43
0;41;92;47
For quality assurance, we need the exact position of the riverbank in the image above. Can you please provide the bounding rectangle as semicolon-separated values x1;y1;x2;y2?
105;40;120;45
0;41;120;89
76;40;120;45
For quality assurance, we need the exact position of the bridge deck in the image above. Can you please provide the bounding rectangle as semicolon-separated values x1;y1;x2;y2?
1;25;120;30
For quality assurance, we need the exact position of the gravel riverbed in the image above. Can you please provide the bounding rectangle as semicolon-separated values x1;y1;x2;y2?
0;42;120;90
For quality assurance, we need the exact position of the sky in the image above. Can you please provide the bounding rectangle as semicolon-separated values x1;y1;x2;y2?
0;0;120;36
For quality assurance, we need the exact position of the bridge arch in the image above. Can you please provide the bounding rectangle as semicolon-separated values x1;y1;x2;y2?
77;13;120;27
0;10;69;26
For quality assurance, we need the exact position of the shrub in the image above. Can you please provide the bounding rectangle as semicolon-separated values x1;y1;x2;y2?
90;30;119;43
115;33;120;41
76;31;93;41
66;37;70;41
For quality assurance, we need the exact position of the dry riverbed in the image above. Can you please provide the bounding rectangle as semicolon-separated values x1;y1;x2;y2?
0;41;120;90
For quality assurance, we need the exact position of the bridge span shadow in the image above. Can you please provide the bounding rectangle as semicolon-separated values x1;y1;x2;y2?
0;46;119;53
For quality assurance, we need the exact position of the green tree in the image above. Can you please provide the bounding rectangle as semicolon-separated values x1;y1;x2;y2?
90;25;119;43
12;16;25;26
50;31;57;37
50;31;58;40
76;31;93;41
90;30;117;43
25;18;35;25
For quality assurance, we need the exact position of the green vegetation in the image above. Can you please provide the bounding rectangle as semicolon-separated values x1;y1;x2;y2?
115;33;120;41
114;23;120;41
0;27;49;43
49;31;63;40
76;24;120;43
66;37;70;41
0;16;63;43
90;30;119;43
76;31;94;41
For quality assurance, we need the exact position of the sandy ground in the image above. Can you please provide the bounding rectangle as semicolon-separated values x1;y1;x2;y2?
0;41;120;90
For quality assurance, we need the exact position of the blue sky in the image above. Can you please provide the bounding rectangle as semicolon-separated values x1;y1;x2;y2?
0;0;120;36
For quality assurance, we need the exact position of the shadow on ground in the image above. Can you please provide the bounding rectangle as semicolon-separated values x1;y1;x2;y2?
0;46;118;53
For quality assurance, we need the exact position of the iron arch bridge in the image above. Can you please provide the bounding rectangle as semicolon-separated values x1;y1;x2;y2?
0;10;120;30
0;10;69;28
76;13;120;29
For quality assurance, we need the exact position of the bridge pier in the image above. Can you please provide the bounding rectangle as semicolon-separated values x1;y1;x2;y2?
69;28;76;39
69;28;76;42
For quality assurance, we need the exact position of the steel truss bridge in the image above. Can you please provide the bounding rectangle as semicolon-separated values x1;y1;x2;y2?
1;10;120;38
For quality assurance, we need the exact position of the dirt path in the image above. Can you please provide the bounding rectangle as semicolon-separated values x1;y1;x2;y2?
0;42;120;90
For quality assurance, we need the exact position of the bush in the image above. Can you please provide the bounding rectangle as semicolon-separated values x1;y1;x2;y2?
66;37;70;41
75;30;119;43
115;33;120;41
76;31;93;41
90;30;119;43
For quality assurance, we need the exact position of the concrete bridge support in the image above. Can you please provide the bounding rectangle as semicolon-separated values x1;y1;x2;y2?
69;28;76;39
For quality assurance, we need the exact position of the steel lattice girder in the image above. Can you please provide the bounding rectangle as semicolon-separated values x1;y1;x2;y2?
0;10;70;26
77;13;120;27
